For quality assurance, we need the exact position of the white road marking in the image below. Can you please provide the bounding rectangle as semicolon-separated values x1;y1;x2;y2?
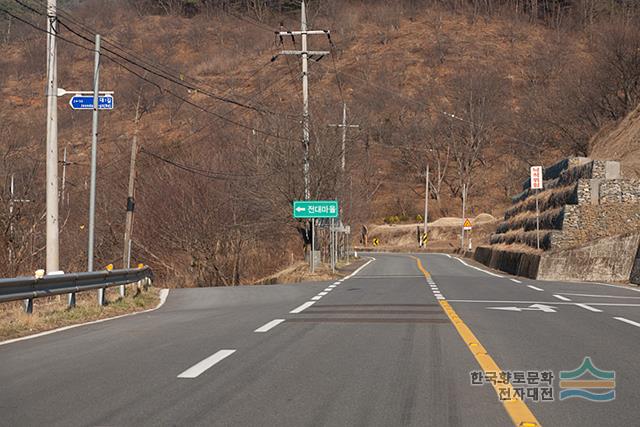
455;258;504;278
323;288;333;292
510;279;522;283
614;317;640;328
311;295;323;301
0;288;170;348
436;295;445;300
553;294;572;301
328;285;337;289
290;301;316;313
254;319;286;332
448;299;640;307
178;349;236;378
343;257;375;280
556;293;640;300
487;304;556;313
333;282;341;285
318;292;328;296
528;285;544;292
574;303;602;313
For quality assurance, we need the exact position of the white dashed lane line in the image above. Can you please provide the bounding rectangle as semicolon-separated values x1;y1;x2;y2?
177;349;236;379
510;279;522;284
254;319;286;332
554;294;572;301
574;303;602;313
614;317;640;328
290;301;316;313
311;295;322;301
528;285;544;292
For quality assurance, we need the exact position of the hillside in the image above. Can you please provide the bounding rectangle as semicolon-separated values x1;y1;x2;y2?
590;104;640;179
1;0;639;285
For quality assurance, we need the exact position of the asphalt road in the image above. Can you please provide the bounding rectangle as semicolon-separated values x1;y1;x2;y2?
2;253;640;426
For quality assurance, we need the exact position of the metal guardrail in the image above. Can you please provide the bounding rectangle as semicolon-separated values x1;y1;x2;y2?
0;267;153;313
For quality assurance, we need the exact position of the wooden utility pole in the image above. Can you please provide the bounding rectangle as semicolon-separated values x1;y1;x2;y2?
461;183;467;251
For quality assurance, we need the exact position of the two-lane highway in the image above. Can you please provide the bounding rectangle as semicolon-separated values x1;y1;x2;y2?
1;253;639;426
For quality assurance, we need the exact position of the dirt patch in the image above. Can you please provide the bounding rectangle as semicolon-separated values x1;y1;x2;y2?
0;288;160;342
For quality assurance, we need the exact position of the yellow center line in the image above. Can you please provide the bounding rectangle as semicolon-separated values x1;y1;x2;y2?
412;256;541;427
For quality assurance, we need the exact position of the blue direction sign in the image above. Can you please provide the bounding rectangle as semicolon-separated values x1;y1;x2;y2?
69;95;114;110
293;200;339;218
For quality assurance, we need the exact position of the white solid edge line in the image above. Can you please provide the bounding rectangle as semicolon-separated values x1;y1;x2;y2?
574;303;602;313
528;285;544;292
456;258;504;278
0;288;170;347
178;349;236;378
553;294;572;301
254;319;286;333
290;301;316;313
614;317;640;328
344;257;375;280
510;279;522;283
311;295;322;301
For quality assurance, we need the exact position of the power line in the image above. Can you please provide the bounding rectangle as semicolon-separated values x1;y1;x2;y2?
14;0;283;117
139;148;272;180
0;6;295;142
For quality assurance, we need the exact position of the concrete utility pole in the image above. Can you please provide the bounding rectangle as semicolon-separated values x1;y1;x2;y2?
88;35;100;269
423;165;429;246
277;1;330;200
45;0;59;274
329;103;359;171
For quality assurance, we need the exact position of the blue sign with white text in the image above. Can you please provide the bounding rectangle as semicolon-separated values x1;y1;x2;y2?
69;95;114;110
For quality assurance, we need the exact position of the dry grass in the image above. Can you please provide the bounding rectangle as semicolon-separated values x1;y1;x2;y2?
0;287;160;342
591;104;640;179
505;184;577;219
253;261;344;285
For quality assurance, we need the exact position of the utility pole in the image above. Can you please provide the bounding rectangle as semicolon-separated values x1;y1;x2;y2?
45;0;59;274
277;1;329;272
329;103;359;171
88;34;102;302
461;183;466;251
60;145;68;205
422;165;429;247
277;1;329;199
121;128;139;295
9;174;14;268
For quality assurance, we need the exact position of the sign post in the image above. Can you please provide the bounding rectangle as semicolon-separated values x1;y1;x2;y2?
293;200;339;273
530;166;543;250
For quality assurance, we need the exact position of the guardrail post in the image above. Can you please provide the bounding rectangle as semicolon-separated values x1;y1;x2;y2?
68;292;76;308
98;288;106;306
24;298;33;314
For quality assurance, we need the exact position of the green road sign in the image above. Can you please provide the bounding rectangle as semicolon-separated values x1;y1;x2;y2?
293;200;339;218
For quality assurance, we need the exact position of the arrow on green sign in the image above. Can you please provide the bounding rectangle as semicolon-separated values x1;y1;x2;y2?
293;200;339;218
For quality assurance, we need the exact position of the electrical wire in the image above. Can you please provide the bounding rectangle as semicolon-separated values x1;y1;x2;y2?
0;5;297;142
14;0;283;116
